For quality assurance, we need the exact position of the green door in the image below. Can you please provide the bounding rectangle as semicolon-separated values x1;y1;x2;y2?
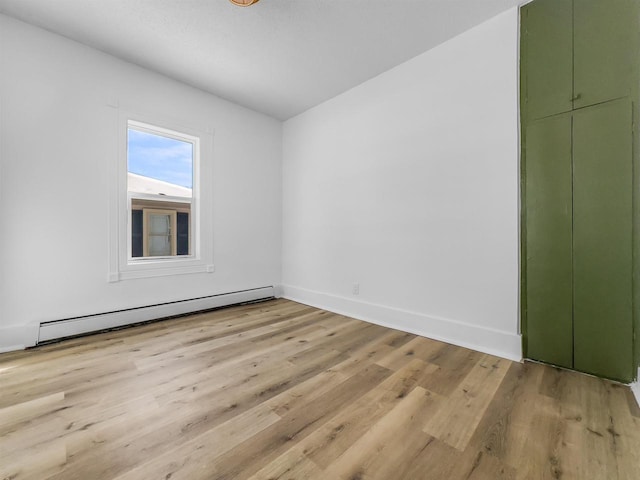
525;114;573;369
521;0;637;383
573;0;639;109
522;0;573;121
573;99;634;382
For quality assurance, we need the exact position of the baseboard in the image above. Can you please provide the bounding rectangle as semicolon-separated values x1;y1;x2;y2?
0;324;40;353
282;284;522;362
37;286;275;343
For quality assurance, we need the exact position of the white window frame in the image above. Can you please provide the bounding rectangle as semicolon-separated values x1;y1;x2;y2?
109;109;214;282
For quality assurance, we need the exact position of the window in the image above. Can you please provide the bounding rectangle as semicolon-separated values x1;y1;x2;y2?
127;122;195;259
109;111;214;282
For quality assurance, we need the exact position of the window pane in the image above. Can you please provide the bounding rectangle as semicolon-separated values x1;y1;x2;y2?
149;213;170;235
147;212;172;256
127;122;195;261
148;235;171;257
128;128;193;197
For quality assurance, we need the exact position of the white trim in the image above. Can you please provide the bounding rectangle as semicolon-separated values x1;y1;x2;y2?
112;262;214;281
108;107;215;282
38;287;274;343
128;119;199;145
631;368;640;408
0;324;39;353
281;284;522;362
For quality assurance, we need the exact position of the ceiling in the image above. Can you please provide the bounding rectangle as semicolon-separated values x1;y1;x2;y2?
0;0;524;120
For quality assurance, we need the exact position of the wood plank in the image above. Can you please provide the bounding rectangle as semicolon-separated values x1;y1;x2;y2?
466;362;540;462
245;446;323;480
321;386;441;480
423;354;510;450
110;403;281;480
557;372;639;479
375;335;443;370
450;449;517;480
300;358;442;469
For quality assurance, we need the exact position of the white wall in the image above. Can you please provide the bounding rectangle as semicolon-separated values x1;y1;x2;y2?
0;14;282;350
282;8;521;360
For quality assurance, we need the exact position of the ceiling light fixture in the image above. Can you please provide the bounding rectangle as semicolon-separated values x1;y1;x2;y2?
229;0;260;6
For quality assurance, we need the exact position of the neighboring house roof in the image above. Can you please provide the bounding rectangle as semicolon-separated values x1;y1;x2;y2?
128;172;192;198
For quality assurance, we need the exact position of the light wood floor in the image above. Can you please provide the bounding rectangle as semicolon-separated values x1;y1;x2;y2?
1;299;639;480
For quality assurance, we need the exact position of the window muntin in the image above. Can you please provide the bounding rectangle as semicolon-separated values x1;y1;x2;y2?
130;199;191;258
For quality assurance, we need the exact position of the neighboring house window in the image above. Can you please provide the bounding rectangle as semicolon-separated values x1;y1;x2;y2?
127;121;195;259
131;209;189;257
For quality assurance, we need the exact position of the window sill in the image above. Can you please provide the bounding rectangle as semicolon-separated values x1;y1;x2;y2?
109;261;215;282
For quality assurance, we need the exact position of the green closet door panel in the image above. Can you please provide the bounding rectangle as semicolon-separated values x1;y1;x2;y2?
522;0;573;120
574;0;639;109
573;99;633;382
525;114;573;369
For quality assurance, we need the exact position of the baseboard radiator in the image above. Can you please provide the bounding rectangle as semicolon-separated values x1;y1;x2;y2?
38;286;275;343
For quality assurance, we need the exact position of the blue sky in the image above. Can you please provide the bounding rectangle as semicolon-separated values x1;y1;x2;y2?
128;128;193;188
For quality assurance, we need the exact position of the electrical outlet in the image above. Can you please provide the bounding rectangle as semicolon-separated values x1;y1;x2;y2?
352;283;360;295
